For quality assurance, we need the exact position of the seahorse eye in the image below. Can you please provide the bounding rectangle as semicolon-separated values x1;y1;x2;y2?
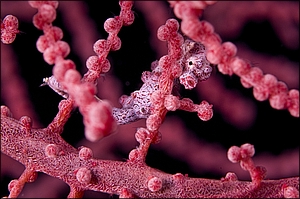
189;61;193;65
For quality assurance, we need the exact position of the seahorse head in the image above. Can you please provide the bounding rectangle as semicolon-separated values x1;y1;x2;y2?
179;40;212;90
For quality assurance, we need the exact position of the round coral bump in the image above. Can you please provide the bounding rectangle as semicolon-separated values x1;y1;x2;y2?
217;62;233;76
120;10;135;26
64;69;81;85
76;167;92;184
1;106;12;117
197;100;213;121
1;31;16;44
44;26;63;41
253;86;269;101
84;101;117;142
269;82;289;110
43;45;57;65
36;35;49;53
166;18;180;32
19;116;32;130
28;1;43;8
240;67;264;88
53;59;76;82
222;42;237;58
158;55;171;70
269;94;287;110
53;26;64;41
200;20;215;35
32;13;46;30
119;1;134;9
283;186;299;198
287;89;299;117
164;95;180;111
78;147;93;160
227;145;241;163
128;148;140;162
172;2;184;19
249;67;264;85
39;4;56;23
74;83;97;107
206;44;222;65
181;19;201;40
28;1;58;9
263;74;277;90
8;179;19;192
269;80;288;97
86;55;101;72
222;172;238;182
147;176;163;192
157;25;170;41
3;15;18;31
135;128;150;144
240;143;255;159
45;144;59;158
93;39;109;55
240;77;252;89
150;91;165;107
201;31;222;49
231;57;251;77
54;40;70;58
172;173;185;183
146;114;162;132
119;188;135;198
43;41;70;65
104;17;122;34
252;74;277;100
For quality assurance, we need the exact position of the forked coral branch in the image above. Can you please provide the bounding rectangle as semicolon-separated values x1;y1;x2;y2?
1;106;298;198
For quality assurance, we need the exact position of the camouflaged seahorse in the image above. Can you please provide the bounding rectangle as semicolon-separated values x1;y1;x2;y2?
42;39;213;125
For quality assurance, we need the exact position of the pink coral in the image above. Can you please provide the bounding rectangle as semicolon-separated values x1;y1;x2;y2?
1;15;19;44
1;1;298;198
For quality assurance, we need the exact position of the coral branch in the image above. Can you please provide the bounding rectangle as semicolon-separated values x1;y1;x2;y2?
28;1;134;142
7;168;37;198
227;143;267;189
170;1;299;117
1;112;298;198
